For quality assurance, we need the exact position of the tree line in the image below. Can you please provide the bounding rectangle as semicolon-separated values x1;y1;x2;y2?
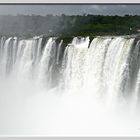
0;14;140;38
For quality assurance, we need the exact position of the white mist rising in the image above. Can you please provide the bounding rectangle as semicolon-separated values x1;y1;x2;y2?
0;36;140;136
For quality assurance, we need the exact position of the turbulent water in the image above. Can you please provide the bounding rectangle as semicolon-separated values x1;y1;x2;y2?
1;35;140;136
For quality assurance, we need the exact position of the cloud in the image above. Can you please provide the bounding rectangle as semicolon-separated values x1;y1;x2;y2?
0;5;139;16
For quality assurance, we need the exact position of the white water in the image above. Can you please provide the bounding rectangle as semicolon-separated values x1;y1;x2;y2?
0;36;140;136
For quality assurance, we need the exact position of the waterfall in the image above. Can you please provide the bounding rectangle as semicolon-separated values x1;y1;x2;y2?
0;35;139;100
1;35;140;135
61;36;138;103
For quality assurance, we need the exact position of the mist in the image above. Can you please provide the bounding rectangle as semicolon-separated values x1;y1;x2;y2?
0;36;140;136
0;78;140;136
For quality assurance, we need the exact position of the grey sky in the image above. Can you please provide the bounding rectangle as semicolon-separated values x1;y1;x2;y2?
0;5;140;16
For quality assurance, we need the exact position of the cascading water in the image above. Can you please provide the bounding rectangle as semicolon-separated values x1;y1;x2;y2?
1;35;140;136
62;37;137;103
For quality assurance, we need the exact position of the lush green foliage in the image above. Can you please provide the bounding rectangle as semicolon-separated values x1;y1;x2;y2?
0;14;140;38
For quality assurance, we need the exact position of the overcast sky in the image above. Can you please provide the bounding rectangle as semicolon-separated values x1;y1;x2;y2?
0;5;140;16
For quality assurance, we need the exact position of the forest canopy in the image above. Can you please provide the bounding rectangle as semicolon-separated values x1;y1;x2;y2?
0;14;140;38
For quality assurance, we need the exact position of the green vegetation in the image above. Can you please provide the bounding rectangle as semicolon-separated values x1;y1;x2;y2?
0;14;140;38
